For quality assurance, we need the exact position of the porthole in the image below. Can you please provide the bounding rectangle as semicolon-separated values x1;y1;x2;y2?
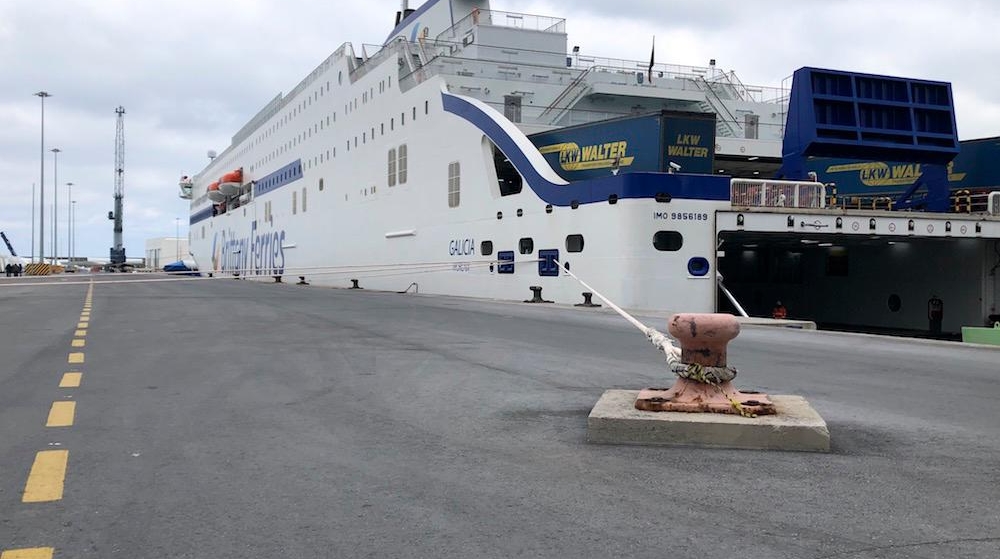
481;241;494;256
653;231;683;251
519;237;534;254
566;234;584;253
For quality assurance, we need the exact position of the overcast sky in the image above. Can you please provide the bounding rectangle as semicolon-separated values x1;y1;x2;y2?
1;0;998;262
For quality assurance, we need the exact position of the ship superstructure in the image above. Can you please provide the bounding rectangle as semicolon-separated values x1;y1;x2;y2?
182;0;1000;334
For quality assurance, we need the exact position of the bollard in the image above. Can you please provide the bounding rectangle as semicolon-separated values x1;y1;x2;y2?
297;276;309;285
350;279;362;289
635;313;776;416
274;276;283;283
523;285;552;303
574;292;602;308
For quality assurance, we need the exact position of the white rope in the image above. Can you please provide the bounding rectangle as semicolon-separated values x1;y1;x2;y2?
552;259;681;367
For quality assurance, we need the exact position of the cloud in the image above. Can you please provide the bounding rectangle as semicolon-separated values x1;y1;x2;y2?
2;0;997;262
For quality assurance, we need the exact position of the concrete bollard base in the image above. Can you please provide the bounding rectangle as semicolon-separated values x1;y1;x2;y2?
588;389;829;452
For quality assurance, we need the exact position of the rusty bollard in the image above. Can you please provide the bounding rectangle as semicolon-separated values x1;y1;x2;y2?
635;313;776;416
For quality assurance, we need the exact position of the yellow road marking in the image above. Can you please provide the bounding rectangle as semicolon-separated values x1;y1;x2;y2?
1;548;55;559
79;318;89;324
71;339;85;348
22;450;68;502
68;353;84;364
77;322;87;329
59;372;82;388
46;401;76;427
75;329;86;337
80;314;90;319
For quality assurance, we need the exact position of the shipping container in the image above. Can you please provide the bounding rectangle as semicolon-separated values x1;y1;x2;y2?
528;110;717;181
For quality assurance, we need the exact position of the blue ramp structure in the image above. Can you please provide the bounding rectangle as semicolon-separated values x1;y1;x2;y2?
778;67;959;211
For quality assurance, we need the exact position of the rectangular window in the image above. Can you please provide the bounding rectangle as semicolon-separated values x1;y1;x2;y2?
398;144;408;184
388;149;397;186
292;190;297;215
302;187;307;212
448;161;460;207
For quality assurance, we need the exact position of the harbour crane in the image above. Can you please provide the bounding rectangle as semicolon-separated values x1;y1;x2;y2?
106;106;131;272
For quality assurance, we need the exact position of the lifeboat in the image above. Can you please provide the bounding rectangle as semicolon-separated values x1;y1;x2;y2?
218;169;243;196
206;181;225;202
178;175;193;199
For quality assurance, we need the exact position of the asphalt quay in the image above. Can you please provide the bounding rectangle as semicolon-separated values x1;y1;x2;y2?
0;273;998;558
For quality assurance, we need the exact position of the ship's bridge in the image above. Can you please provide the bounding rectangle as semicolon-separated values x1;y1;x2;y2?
715;179;1000;335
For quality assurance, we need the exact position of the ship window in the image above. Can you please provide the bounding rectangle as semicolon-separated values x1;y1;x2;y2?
339;71;343;85
519;237;534;254
413;107;417;120
302;187;307;212
481;241;493;256
391;118;394;130
448;161;460;208
292;190;297;215
566;234;584;253
363;132;366;143
319;178;324;191
326;116;330;126
401;112;405;125
653;231;683;251
202;226;205;239
381;123;385;135
398;144;408;184
494;144;522;196
388;149;397;186
504;95;522;123
425;100;429;114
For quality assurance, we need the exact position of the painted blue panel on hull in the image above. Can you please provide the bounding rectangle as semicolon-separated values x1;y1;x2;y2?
441;92;730;205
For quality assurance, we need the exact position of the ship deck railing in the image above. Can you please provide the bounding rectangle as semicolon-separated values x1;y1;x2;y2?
731;179;828;209
436;9;566;42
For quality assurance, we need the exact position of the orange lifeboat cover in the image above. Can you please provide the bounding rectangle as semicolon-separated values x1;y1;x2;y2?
220;169;243;184
207;181;220;192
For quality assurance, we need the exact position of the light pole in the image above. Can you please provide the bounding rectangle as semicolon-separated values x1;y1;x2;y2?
66;182;73;264
175;217;180;262
34;91;50;263
31;183;35;263
51;147;60;264
71;200;77;266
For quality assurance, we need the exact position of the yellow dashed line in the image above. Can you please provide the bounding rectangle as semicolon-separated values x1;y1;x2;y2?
22;450;69;502
75;329;86;337
78;317;89;323
46;402;76;427
71;339;85;348
68;353;84;364
76;322;87;329
1;548;55;559
59;372;82;388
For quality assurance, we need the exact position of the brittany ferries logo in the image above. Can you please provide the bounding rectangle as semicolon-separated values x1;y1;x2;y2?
212;222;286;276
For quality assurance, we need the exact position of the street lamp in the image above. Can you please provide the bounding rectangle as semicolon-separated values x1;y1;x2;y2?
34;91;51;263
51;147;60;264
66;182;73;264
71;200;77;266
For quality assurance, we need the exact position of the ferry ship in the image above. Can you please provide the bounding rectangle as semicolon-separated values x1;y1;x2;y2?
182;0;1000;332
